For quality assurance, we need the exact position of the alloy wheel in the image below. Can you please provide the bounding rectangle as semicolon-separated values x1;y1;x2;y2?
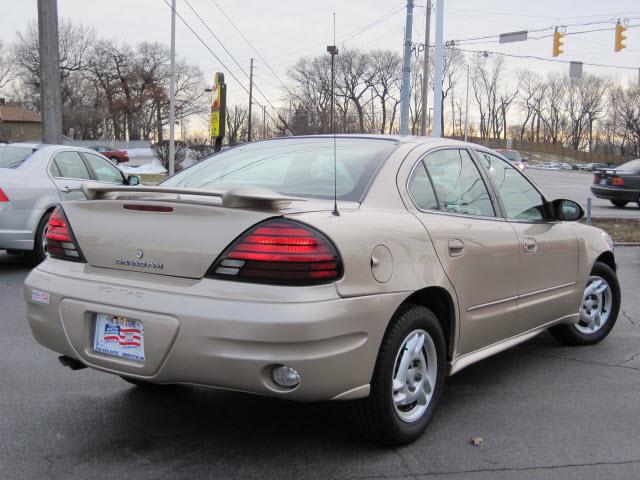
391;329;438;423
576;275;613;334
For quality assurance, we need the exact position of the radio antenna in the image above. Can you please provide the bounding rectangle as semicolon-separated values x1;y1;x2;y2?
327;13;339;216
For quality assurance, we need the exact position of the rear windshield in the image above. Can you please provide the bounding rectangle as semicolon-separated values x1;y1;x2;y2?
161;137;398;202
0;145;35;169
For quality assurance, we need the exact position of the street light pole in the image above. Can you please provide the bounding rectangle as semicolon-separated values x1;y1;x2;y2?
432;0;444;137
248;58;254;142
168;0;176;175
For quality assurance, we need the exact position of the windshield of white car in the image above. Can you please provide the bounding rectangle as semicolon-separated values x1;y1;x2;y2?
161;138;398;202
0;145;36;169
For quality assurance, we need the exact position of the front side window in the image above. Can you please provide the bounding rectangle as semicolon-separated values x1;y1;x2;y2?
84;153;123;183
478;152;546;221
422;149;495;217
53;152;92;180
161;138;398;202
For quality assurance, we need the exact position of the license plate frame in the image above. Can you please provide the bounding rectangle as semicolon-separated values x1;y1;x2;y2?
600;179;608;185
93;313;145;362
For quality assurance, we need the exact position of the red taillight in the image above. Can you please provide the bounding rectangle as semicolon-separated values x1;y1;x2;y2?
0;188;9;202
592;175;598;184
208;219;342;285
45;207;85;262
612;176;624;186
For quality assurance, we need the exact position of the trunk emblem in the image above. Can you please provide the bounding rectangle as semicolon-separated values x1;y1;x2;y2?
136;249;144;259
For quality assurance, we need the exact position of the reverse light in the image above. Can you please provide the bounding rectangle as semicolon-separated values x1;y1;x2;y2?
612;176;624;186
208;219;342;285
0;188;9;202
271;365;301;388
45;206;85;262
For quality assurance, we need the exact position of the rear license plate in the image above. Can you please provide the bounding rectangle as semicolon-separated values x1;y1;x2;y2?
93;314;145;362
600;179;608;185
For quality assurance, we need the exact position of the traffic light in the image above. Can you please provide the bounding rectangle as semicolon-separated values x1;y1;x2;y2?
615;21;627;52
552;29;564;57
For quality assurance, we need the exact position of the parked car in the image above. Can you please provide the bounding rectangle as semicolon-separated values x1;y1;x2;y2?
0;143;140;262
24;136;619;445
591;158;640;208
90;146;129;164
495;148;526;171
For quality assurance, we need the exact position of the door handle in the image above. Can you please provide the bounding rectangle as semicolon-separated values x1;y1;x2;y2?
60;185;71;193
523;237;537;253
448;238;465;257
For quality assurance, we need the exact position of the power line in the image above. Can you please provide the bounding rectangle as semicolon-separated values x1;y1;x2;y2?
158;0;284;128
457;47;639;70
182;0;282;115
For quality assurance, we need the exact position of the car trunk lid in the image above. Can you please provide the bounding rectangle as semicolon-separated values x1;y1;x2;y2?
60;185;356;279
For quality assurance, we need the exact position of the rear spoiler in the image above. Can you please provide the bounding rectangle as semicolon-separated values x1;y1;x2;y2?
80;184;307;209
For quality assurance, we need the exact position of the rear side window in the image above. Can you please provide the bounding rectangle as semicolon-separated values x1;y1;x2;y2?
0;145;35;169
423;149;495;217
408;162;438;210
53;151;92;180
161;138;398;202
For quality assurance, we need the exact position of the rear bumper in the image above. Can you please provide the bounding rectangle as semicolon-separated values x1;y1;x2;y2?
24;259;406;401
590;185;639;202
0;204;35;250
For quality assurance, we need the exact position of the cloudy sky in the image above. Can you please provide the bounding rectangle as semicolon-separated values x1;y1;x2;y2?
2;0;639;122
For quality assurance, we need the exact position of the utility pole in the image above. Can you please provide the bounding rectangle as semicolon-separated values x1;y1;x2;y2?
432;0;444;137
37;0;63;144
168;0;176;175
420;0;432;136
248;58;254;142
371;89;375;133
399;0;414;135
464;63;469;142
262;105;266;139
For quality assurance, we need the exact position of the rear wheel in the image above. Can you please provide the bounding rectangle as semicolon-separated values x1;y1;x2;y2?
28;211;51;264
353;305;445;445
549;261;620;346
610;200;628;208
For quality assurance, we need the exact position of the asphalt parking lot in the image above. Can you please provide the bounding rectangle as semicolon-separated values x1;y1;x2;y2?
1;249;640;480
527;168;640;219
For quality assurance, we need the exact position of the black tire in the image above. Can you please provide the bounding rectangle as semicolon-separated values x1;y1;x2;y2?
610;200;628;208
352;304;446;445
549;261;620;346
29;211;51;265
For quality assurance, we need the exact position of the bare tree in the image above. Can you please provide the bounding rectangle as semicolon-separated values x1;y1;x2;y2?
0;40;17;92
225;104;247;145
368;50;401;134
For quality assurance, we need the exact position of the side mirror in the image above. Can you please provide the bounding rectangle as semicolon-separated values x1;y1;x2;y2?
552;199;583;222
126;175;141;186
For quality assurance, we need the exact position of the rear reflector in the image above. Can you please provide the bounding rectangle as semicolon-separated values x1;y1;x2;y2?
612;177;624;186
0;188;8;202
207;219;342;285
45;207;85;262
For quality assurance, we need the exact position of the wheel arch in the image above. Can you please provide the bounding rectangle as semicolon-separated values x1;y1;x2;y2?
596;250;616;272
33;205;57;244
399;286;456;362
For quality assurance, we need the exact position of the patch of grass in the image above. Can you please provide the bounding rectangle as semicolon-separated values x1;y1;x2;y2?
584;217;640;243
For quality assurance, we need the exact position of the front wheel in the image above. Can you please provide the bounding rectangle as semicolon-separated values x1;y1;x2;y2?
611;200;628;208
549;261;620;346
353;305;445;445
